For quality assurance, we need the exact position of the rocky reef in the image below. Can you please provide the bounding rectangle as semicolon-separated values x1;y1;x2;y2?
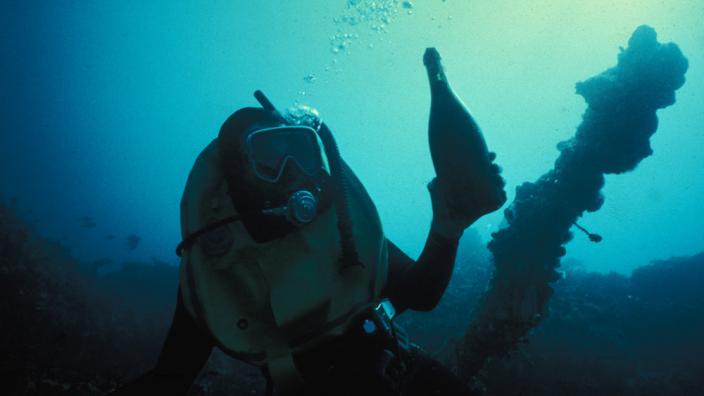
2;203;703;395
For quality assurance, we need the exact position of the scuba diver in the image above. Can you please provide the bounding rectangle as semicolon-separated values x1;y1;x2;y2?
112;90;506;396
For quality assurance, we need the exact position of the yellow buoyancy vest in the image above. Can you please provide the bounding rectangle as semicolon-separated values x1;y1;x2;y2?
178;139;388;389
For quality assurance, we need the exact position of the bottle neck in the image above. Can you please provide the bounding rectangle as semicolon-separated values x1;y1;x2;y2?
424;48;450;95
426;67;449;95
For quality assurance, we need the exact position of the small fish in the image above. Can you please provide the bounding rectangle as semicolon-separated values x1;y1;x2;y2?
104;234;116;240
125;234;141;252
79;216;97;228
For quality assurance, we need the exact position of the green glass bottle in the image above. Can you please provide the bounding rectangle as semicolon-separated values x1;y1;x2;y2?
424;47;504;216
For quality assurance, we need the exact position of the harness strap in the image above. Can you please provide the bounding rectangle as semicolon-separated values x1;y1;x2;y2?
176;214;241;256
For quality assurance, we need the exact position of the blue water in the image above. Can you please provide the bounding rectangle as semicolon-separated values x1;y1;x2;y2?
2;1;703;274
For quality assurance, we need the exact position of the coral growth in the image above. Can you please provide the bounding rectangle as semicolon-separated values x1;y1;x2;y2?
459;25;689;379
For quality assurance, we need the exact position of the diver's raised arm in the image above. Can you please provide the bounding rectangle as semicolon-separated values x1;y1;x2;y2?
384;173;506;312
384;230;460;313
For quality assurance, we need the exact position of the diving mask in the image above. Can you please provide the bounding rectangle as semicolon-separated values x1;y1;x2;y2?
246;125;330;183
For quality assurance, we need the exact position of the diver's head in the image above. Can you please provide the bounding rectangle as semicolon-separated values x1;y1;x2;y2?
218;106;333;243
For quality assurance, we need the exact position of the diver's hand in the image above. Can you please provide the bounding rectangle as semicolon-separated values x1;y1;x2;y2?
429;152;507;240
428;177;476;240
482;151;508;212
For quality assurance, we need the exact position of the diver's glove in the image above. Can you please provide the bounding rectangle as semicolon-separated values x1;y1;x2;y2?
429;152;506;240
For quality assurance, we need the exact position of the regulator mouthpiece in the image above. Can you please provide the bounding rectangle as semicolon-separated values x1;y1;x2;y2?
262;190;318;226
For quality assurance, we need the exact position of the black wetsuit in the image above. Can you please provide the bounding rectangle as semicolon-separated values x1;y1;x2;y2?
113;232;475;395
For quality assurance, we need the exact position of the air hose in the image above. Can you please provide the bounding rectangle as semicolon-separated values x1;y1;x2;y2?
316;122;364;269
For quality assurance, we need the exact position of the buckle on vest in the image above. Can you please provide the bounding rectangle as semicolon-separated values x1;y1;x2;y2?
360;299;413;393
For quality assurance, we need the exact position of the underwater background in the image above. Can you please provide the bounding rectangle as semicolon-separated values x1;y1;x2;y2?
2;1;703;395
